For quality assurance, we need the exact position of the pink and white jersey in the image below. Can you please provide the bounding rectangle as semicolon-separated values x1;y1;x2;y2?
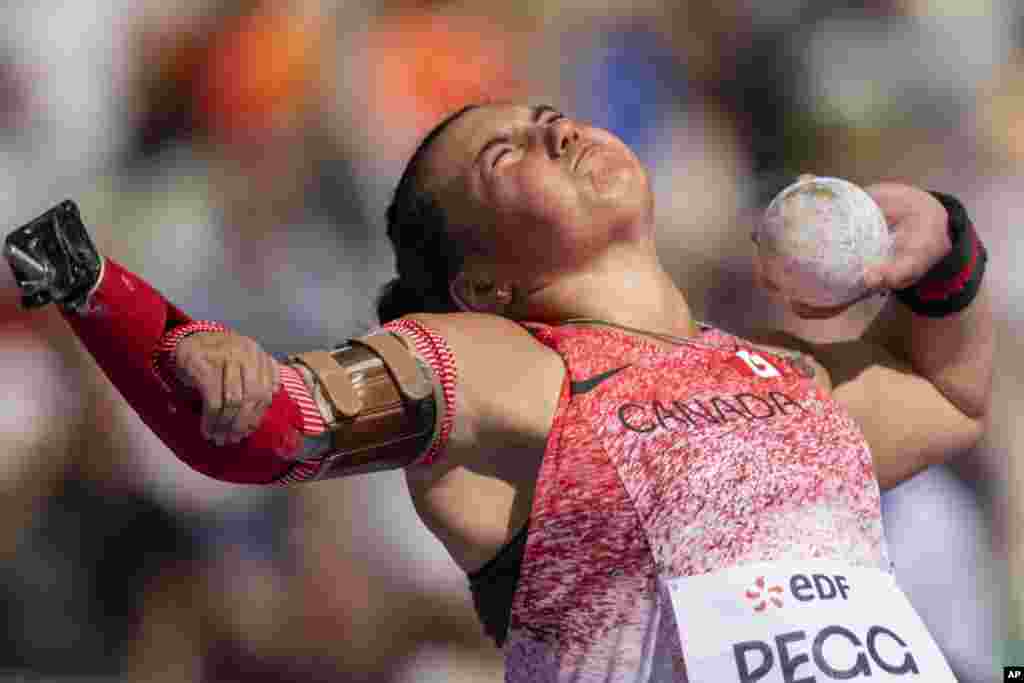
503;322;890;682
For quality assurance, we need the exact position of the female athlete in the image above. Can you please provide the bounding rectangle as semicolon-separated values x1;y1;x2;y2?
4;102;993;681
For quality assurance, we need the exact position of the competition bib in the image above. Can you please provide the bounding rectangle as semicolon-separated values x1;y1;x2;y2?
661;561;956;682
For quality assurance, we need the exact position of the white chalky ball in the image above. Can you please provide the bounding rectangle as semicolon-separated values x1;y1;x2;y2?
757;176;892;308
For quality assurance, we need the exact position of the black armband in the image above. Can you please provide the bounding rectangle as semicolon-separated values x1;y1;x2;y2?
892;191;987;317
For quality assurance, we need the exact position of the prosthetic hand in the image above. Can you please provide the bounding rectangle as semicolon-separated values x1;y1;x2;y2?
4;200;103;311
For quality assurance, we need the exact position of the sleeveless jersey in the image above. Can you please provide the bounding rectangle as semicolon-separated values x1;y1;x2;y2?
497;322;890;682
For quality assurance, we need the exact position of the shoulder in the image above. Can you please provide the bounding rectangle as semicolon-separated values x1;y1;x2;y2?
394;312;566;448
746;327;913;393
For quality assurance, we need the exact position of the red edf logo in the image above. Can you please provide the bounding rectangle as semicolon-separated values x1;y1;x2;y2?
745;576;784;612
744;572;852;614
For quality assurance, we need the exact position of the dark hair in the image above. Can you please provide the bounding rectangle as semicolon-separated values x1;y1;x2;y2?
376;104;480;324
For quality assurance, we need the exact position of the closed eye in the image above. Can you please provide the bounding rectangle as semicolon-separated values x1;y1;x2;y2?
492;147;511;168
493;146;516;167
486;113;566;168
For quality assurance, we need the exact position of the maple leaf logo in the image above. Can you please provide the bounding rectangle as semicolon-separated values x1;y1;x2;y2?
744;576;784;612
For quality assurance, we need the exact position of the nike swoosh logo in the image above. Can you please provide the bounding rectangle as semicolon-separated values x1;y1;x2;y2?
570;364;631;396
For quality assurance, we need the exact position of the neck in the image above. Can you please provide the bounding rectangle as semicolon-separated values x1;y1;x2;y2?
516;243;698;339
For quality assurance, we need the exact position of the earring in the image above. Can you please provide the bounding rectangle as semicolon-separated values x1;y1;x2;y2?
495;285;513;306
453;276;516;313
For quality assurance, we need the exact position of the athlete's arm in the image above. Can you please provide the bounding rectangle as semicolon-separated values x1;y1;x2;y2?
1;201;459;484
752;186;993;491
397;311;565;572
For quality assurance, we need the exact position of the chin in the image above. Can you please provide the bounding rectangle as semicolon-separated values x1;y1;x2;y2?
599;172;654;237
592;154;647;195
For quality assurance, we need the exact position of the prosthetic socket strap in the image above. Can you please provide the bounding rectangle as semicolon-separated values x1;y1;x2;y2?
892;191;987;317
287;329;442;480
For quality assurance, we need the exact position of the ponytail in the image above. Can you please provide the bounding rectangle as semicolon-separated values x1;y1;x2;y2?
376;104;478;324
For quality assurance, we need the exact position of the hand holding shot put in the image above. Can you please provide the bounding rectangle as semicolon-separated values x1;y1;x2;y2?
755;174;961;321
859;181;953;292
173;330;280;445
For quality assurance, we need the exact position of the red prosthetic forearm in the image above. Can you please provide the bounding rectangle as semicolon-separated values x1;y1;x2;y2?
60;257;309;483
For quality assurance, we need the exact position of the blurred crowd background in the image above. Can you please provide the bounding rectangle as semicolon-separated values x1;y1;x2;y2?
0;0;1020;680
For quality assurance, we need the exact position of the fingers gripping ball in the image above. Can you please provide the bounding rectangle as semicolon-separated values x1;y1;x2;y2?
756;176;892;308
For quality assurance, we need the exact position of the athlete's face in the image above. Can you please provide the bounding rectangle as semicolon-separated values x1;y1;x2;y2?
420;103;653;287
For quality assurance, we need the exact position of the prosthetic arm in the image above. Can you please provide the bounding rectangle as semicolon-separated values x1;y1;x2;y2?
3;201;453;484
